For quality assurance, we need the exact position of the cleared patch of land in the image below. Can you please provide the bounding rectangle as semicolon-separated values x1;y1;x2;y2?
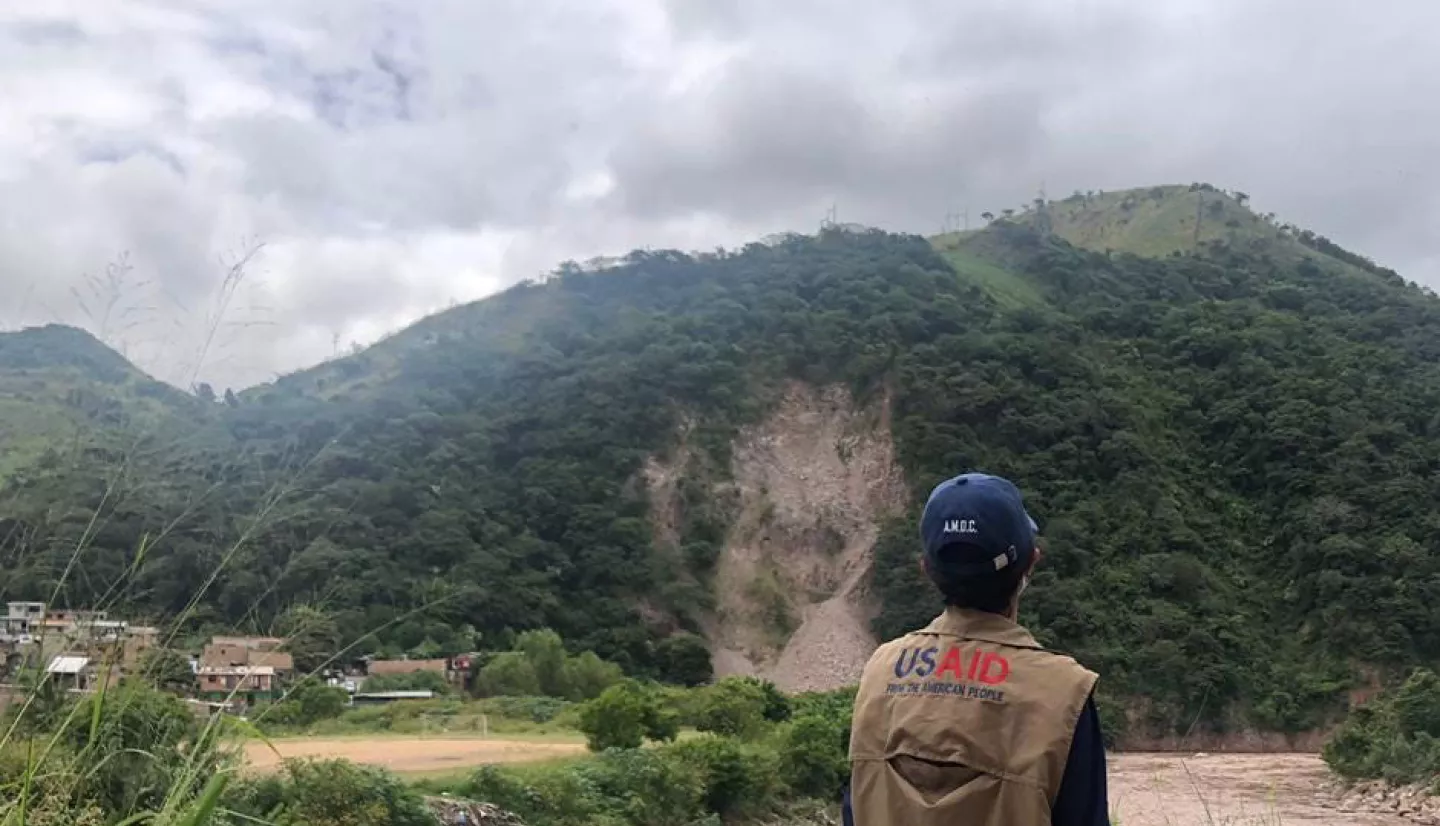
243;735;587;776
1111;753;1407;825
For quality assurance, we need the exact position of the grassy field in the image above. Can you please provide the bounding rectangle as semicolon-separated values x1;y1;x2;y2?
929;236;1048;310
257;696;583;739
242;733;588;776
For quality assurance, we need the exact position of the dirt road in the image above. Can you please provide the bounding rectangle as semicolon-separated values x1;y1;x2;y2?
242;736;586;775
1111;753;1407;825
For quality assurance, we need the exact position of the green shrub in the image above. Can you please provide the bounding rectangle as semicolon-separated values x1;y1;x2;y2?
789;686;856;727
577;681;678;751
654;633;714;687
465;766;554;821
1323;668;1440;785
518;629;573;698
262;679;349;729
472;629;624;701
1091;688;1129;750
565;650;624;701
1394;669;1440;739
745;676;792;723
468;748;710;826
480;695;572;723
475;652;542;697
668;734;781;818
224;758;433;826
778;715;849;797
579;747;706;826
694;676;769;739
0;746;107;825
64;682;220;816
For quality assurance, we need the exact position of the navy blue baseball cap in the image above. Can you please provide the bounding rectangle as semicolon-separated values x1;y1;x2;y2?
920;473;1038;580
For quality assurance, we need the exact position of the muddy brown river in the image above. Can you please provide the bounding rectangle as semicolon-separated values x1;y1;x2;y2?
1111;753;1406;825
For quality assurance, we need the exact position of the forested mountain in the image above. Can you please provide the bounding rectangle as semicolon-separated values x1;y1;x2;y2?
0;324;195;481
4;184;1440;741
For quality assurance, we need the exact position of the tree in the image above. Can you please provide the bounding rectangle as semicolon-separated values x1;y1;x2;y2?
473;652;540;697
744;676;791;723
516;628;570;698
564;650;623;700
264;679;349;728
277;604;341;675
695;676;770;739
577;681;677;751
779;714;848;796
655;633;713;687
980;211;995;222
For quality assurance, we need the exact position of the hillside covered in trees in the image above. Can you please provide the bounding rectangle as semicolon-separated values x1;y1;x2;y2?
3;184;1439;740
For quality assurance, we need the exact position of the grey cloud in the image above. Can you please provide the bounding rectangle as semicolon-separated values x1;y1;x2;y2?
9;19;86;46
609;59;1050;229
623;0;1440;276
3;0;1440;392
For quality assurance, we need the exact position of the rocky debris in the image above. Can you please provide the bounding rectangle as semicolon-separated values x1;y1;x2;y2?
706;381;906;690
769;596;875;692
424;796;527;826
1330;779;1440;824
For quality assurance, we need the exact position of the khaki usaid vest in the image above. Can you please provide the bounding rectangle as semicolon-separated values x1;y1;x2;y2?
849;608;1097;826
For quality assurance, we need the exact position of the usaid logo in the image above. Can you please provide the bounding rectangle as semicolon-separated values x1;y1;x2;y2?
943;519;977;534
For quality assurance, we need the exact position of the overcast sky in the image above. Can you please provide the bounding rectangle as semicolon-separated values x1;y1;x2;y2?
3;1;1438;390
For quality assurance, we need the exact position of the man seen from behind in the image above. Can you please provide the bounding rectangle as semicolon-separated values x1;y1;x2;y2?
845;472;1110;826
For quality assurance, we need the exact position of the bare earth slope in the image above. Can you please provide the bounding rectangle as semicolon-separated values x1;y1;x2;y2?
649;381;908;692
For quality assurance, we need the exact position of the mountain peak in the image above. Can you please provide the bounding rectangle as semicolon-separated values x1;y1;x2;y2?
0;323;138;381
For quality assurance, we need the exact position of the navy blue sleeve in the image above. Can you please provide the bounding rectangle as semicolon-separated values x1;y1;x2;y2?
842;783;854;826
1051;693;1111;826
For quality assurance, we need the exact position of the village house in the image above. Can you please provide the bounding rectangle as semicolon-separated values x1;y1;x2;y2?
0;602;45;642
1;602;156;689
196;664;277;703
45;655;100;692
200;635;295;679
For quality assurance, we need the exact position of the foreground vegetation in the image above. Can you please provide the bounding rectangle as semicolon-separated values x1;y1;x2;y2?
423;679;853;826
0;667;849;825
1324;668;1440;788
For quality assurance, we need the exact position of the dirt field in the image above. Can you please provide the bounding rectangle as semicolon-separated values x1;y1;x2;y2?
242;735;586;775
1111;753;1407;825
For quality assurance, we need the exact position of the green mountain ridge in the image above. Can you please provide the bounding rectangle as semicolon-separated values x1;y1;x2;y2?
4;183;1440;743
0;324;195;481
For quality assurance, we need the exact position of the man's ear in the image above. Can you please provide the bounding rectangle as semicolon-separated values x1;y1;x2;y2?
1026;545;1043;576
919;554;931;579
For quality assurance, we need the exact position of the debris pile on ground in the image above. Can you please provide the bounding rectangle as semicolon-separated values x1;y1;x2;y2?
702;381;905;691
1332;779;1440;824
424;796;527;826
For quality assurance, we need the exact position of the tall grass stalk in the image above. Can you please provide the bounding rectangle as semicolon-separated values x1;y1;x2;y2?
0;249;433;825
